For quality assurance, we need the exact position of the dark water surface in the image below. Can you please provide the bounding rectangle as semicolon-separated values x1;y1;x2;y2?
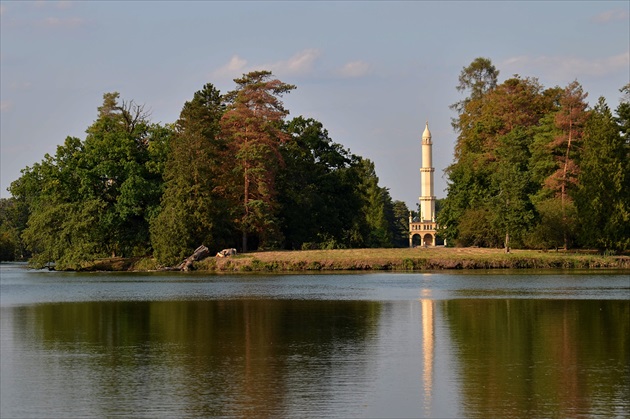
1;263;628;418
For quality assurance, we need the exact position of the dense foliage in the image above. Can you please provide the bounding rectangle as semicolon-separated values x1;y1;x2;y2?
439;58;630;252
3;72;408;267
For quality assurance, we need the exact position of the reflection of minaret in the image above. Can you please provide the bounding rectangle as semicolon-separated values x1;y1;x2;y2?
421;294;434;416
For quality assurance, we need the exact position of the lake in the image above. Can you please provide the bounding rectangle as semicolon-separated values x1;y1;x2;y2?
1;263;628;418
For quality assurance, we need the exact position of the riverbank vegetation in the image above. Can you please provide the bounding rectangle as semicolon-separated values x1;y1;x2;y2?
81;248;629;272
1;59;629;269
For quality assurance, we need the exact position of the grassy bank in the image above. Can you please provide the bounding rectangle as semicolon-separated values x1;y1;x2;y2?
85;247;630;272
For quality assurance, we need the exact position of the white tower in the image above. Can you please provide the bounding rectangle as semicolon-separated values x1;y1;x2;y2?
419;122;435;222
409;121;438;247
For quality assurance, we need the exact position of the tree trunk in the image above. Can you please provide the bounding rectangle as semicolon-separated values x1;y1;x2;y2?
178;245;210;271
505;231;510;253
242;166;249;253
561;111;573;250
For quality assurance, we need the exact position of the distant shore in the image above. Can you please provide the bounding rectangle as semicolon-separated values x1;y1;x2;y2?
83;247;630;272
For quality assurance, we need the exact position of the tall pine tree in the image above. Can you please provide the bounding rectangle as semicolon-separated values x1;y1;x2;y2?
220;71;296;251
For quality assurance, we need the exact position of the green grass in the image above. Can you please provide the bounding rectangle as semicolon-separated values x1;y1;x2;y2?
204;247;630;272
77;247;630;272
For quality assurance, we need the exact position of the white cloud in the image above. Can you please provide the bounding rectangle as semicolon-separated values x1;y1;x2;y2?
56;1;73;9
502;51;630;80
592;9;630;24
336;60;370;78
212;55;248;78
34;1;72;9
10;81;33;90
1;101;13;112
212;50;373;81
211;49;322;79
266;48;321;76
40;16;85;28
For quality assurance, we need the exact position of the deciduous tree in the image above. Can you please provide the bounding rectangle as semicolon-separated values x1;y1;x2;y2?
450;57;499;117
277;117;360;249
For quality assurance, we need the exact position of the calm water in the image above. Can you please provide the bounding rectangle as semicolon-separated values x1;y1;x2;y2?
1;263;628;418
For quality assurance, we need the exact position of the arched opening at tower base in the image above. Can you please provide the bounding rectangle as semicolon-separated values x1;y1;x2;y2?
423;233;435;247
411;233;422;247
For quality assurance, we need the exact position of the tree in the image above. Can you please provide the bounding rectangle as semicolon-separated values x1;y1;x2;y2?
546;80;589;249
439;152;495;246
391;200;411;248
277;117;360;250
524;198;575;250
10;137;97;268
79;93;166;257
575;97;630;251
220;71;296;251
456;207;502;248
528;112;562;203
151;83;229;265
355;158;394;248
0;198;24;260
491;129;536;251
450;57;499;117
616;83;630;143
444;67;559;248
10;93;169;268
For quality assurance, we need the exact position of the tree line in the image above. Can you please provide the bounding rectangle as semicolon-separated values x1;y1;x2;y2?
439;58;630;252
2;61;628;266
0;71;411;267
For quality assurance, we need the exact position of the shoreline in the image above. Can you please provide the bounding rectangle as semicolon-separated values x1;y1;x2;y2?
82;248;630;273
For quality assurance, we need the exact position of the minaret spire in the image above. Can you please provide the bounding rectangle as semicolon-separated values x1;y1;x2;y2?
409;119;438;247
420;121;435;222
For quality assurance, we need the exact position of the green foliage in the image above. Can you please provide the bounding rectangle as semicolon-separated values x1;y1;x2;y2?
0;198;27;260
524;197;576;250
150;83;230;265
354;158;396;248
450;57;499;117
490;128;536;249
391;200;411;247
0;221;20;261
575;97;630;251
456;207;501;247
10;93;170;268
442;58;627;250
15;59;627;267
277;116;360;249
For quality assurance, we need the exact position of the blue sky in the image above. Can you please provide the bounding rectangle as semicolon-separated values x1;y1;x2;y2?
1;1;629;208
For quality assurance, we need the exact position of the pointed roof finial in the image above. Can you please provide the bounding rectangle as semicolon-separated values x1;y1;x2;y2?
422;121;431;139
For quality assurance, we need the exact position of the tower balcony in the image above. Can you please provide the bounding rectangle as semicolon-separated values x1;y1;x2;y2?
409;221;437;232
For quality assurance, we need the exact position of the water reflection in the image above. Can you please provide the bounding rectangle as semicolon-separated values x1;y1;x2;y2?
420;294;434;417
441;299;630;418
1;268;629;418
3;300;381;417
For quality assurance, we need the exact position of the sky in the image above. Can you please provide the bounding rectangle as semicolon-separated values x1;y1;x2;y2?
1;1;629;209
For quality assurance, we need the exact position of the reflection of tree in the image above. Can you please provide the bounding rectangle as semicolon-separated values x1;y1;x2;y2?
441;299;629;417
15;300;381;417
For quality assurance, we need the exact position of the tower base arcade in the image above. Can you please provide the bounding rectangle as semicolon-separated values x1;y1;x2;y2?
409;220;437;247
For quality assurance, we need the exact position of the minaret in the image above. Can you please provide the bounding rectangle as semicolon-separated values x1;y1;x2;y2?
419;122;435;222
